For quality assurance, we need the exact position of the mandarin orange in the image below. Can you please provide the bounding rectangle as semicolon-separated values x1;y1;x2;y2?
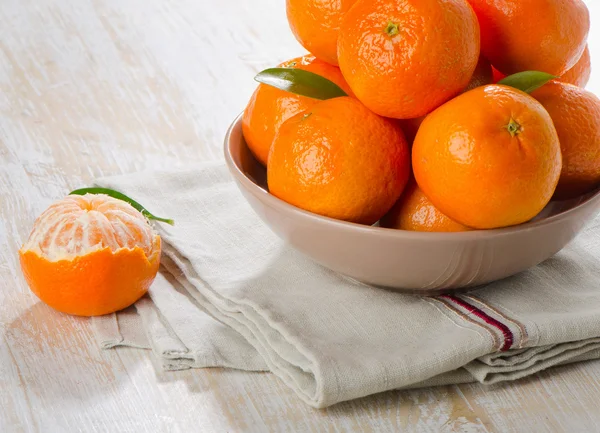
560;45;591;88
19;194;161;316
531;82;600;200
468;0;589;76
286;0;357;65
337;0;480;119
242;55;351;166
268;97;410;225
381;180;470;232
413;85;562;229
492;47;591;88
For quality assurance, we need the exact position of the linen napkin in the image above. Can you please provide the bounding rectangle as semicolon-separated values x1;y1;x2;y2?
92;162;600;408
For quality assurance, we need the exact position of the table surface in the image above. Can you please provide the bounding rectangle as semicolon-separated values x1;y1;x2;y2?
2;1;600;432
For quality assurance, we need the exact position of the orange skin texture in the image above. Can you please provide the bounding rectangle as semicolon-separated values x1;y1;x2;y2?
381;180;470;232
413;85;562;230
337;0;480;119
242;55;352;166
286;0;358;65
467;0;590;76
560;45;591;88
268;97;410;225
399;56;492;144
19;239;161;317
531;82;600;200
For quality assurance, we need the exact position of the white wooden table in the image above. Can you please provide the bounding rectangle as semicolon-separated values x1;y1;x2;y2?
2;1;600;431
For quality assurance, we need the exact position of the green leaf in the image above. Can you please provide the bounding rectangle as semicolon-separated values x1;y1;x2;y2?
255;68;348;100
69;187;175;225
497;71;557;94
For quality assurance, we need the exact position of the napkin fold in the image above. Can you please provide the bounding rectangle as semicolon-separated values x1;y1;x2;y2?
92;162;600;408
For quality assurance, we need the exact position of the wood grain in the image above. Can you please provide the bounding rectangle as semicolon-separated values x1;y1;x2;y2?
1;0;600;431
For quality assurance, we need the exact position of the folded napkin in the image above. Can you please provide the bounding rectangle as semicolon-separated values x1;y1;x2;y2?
92;162;600;408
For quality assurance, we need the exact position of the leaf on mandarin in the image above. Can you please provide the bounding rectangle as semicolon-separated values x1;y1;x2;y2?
69;187;175;225
498;71;557;94
254;68;347;100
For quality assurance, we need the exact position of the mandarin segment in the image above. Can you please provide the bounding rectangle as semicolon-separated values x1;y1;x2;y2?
267;97;410;225
531;82;600;200
413;85;562;229
23;194;156;259
467;0;590;76
242;54;351;167
337;0;480;119
19;193;161;316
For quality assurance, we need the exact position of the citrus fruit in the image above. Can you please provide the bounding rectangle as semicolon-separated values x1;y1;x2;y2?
286;0;357;65
493;46;591;88
560;45;591;88
381;180;470;232
467;0;590;76
413;85;562;229
337;0;480;119
242;55;351;166
531;81;600;200
268;97;410;225
19;194;161;316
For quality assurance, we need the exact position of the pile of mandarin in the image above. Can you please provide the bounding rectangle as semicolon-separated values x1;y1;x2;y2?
242;0;598;232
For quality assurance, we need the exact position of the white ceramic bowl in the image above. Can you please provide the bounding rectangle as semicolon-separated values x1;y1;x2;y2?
224;114;600;294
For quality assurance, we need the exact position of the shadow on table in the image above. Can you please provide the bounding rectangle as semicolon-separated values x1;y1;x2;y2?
4;301;143;404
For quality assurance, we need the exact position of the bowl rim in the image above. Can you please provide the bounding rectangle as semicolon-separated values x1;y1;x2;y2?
225;113;600;242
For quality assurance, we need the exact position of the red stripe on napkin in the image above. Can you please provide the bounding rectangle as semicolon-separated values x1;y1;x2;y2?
440;294;514;352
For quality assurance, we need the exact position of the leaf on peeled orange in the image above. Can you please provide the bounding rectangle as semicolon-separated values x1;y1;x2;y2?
498;71;557;94
69;187;175;225
254;68;348;100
